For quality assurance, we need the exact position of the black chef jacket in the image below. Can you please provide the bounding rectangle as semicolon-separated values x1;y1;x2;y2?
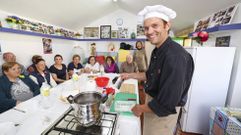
145;37;194;117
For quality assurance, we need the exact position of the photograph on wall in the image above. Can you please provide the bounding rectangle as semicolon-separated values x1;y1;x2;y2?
215;36;231;47
42;38;53;54
111;30;118;38
100;25;111;39
118;27;129;38
137;24;145;37
84;27;99;38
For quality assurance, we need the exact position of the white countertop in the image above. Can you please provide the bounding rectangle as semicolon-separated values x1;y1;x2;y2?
0;73;141;135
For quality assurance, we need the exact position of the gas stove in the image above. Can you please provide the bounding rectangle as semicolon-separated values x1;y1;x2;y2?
41;108;118;135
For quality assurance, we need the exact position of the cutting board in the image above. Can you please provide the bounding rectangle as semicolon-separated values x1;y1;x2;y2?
110;92;137;116
119;83;135;94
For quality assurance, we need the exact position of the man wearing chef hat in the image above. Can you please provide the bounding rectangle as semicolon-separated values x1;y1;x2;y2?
121;5;194;135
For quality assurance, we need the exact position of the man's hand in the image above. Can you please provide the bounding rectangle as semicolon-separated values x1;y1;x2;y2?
131;104;153;117
120;73;130;80
131;104;143;117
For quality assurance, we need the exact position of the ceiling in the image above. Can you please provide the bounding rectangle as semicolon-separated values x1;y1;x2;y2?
0;0;240;32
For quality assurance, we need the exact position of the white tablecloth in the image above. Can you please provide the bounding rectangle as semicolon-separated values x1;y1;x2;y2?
0;73;141;135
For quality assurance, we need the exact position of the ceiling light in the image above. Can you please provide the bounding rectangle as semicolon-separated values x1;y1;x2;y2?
113;0;118;2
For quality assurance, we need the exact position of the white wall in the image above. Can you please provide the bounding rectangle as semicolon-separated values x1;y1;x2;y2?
0;32;76;68
80;9;138;35
0;9;143;68
192;2;241;107
76;9;144;58
0;9;80;68
226;2;241;108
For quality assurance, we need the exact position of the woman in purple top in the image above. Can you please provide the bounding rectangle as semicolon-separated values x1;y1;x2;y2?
104;56;119;73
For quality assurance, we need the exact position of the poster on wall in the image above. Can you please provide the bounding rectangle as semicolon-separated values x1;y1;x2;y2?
215;36;231;47
42;38;53;54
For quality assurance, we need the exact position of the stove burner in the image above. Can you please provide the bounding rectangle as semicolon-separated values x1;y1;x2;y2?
76;125;102;134
41;108;118;135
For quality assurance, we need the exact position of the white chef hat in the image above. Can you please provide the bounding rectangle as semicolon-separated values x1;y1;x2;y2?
138;5;176;23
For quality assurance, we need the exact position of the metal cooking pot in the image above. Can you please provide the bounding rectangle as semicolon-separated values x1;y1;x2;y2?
67;91;107;127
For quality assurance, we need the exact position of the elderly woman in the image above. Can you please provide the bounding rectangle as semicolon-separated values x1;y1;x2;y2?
0;62;40;113
30;58;57;88
84;56;100;73
120;54;139;73
104;56;119;73
133;41;148;72
67;54;83;78
49;54;69;84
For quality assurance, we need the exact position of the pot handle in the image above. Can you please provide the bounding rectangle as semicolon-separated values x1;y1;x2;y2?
67;95;74;104
101;94;108;103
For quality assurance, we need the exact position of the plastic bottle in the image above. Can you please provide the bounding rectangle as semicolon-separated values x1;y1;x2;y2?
72;73;80;91
99;64;105;76
40;82;51;109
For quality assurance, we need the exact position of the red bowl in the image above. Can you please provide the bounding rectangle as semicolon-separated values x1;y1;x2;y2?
95;77;110;87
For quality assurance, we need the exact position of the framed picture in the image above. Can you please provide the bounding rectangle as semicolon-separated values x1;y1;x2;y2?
42;38;53;54
194;4;238;32
194;16;211;32
137;24;145;37
215;36;231;47
100;25;111;39
84;27;99;38
209;5;238;28
111;30;118;38
118;27;129;38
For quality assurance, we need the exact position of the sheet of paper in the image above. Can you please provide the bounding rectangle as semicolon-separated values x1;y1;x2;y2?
115;101;136;112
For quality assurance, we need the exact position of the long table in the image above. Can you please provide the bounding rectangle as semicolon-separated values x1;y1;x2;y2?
0;73;141;135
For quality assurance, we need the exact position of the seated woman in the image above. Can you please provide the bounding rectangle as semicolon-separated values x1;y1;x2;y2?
27;55;49;74
30;58;57;88
104;56;119;73
27;55;42;73
49;54;69;84
84;56;100;73
120;54;139;73
67;54;83;78
0;62;40;113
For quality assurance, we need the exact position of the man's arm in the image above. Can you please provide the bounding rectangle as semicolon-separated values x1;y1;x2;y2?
120;72;147;81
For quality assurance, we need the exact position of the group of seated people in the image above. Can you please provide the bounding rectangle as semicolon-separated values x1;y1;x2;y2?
0;51;141;113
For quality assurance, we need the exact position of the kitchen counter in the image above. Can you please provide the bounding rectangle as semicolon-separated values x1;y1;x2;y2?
0;73;141;135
